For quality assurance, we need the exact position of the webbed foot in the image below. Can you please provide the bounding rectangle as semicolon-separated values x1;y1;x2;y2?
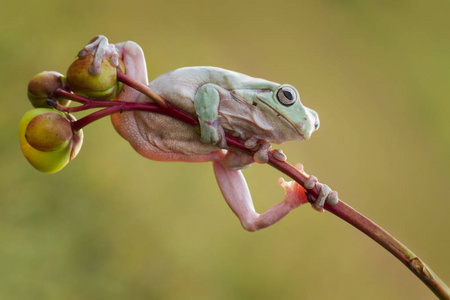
277;176;309;209
78;35;121;76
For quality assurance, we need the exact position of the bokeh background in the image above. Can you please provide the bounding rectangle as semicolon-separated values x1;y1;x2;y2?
1;0;449;299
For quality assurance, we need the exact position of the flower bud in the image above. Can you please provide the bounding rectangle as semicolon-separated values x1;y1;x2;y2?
25;112;72;152
27;71;70;108
66;55;125;100
19;108;83;173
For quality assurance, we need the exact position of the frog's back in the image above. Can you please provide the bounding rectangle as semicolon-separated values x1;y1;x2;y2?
146;66;278;113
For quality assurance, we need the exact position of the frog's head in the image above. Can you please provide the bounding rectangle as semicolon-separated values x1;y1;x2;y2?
255;84;320;140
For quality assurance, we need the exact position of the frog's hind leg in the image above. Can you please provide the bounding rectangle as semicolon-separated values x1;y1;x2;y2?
212;158;307;232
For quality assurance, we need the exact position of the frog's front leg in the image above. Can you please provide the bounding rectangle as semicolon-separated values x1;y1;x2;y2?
194;84;227;148
213;155;308;232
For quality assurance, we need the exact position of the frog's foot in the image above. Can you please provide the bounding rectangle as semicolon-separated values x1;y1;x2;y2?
277;177;309;208
244;137;271;164
78;35;121;76
200;120;227;149
304;175;339;212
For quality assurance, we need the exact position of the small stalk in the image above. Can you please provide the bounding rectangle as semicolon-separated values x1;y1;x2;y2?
117;71;167;107
54;89;90;104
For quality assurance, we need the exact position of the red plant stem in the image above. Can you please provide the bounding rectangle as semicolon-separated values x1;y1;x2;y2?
117;71;167;107
329;203;449;299
54;89;90;104
70;101;199;132
268;156;449;299
54;74;450;299
52;88;198;132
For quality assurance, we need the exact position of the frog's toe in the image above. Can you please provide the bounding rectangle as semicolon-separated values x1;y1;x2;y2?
78;35;121;76
216;137;227;149
311;183;329;212
294;163;304;172
244;136;258;149
88;60;103;76
272;149;287;162
311;183;339;212
78;35;105;57
201;131;218;145
253;141;271;164
326;191;339;206
304;175;317;190
200;120;227;148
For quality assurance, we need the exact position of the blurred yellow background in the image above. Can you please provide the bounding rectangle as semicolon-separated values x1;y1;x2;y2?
1;0;449;299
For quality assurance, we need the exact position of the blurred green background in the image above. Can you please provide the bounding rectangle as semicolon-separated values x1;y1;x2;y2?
1;0;449;299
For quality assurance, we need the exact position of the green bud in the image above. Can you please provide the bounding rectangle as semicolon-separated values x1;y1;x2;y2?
66;55;125;100
25;112;72;152
27;71;70;108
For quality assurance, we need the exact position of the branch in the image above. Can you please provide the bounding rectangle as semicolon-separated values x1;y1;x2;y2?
54;73;450;299
268;155;450;299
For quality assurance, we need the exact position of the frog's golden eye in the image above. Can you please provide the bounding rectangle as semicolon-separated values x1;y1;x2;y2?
276;86;297;106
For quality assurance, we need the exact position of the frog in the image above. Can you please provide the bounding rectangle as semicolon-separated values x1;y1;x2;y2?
78;36;338;232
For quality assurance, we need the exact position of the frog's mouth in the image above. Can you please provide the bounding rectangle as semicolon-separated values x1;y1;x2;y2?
255;96;306;140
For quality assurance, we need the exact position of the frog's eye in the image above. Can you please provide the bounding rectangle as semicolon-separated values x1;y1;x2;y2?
276;86;297;106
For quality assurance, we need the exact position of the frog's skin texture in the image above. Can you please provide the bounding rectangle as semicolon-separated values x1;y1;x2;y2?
80;36;338;232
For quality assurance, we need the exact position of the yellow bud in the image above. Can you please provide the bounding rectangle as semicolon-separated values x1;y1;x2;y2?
19;108;83;173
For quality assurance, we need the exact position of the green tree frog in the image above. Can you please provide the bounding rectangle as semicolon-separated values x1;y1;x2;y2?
79;36;338;232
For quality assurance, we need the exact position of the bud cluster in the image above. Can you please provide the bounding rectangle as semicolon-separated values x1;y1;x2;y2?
20;51;124;173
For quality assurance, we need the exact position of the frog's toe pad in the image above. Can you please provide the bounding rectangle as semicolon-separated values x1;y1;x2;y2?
253;142;271;164
326;191;339;206
304;175;317;190
311;184;339;212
